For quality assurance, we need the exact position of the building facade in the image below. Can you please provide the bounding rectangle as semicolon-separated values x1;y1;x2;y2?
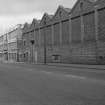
22;19;41;63
22;23;31;63
7;24;23;62
0;35;4;61
22;0;105;64
69;0;105;64
3;34;8;61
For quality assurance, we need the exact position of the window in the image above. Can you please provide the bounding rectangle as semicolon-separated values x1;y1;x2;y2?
44;18;46;25
59;11;62;17
24;53;25;58
99;56;105;60
23;40;26;46
30;40;34;45
52;55;60;60
80;2;83;11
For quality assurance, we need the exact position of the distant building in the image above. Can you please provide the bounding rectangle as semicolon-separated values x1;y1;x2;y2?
0;0;104;64
3;33;8;61
7;24;23;62
0;35;4;61
22;23;31;63
22;19;42;63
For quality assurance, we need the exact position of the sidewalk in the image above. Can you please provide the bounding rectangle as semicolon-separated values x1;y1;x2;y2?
47;63;105;70
2;60;105;70
17;62;105;70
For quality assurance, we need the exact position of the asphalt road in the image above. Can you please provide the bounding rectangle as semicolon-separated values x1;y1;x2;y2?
0;63;105;105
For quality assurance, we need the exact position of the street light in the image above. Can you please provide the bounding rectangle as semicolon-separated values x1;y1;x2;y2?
44;21;47;64
30;40;34;63
17;48;19;62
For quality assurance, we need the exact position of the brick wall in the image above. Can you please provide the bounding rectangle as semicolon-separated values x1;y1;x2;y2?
37;47;44;63
35;29;39;47
45;25;52;46
83;12;96;41
54;23;60;46
21;1;105;64
71;17;81;42
45;41;97;64
22;32;30;63
71;42;97;64
98;8;105;41
40;28;44;46
62;20;69;45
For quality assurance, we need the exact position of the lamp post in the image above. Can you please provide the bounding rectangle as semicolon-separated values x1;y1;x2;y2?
30;40;34;63
44;21;47;64
17;48;19;62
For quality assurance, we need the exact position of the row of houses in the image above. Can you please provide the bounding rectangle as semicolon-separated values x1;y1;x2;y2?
0;24;23;62
1;0;105;64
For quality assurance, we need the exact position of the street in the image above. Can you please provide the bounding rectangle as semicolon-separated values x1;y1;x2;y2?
0;63;105;105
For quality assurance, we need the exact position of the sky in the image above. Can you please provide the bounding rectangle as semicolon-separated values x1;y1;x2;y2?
0;0;77;35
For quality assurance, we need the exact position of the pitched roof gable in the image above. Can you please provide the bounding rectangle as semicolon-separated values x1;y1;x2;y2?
30;18;38;29
40;13;53;26
23;22;31;33
71;0;96;17
52;5;71;21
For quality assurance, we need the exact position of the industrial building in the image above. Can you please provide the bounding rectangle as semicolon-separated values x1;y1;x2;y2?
1;0;105;64
22;0;105;64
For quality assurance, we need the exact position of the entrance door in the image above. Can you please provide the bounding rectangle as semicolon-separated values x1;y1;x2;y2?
35;51;37;64
4;52;8;61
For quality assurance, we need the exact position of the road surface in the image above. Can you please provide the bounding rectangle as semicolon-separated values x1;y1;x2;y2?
0;63;105;105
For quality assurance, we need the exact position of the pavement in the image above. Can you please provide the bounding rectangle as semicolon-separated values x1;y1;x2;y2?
2;58;105;69
48;63;105;70
0;63;105;105
3;59;105;70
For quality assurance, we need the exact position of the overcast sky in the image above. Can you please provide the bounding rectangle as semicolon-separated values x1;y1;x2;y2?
0;0;77;35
